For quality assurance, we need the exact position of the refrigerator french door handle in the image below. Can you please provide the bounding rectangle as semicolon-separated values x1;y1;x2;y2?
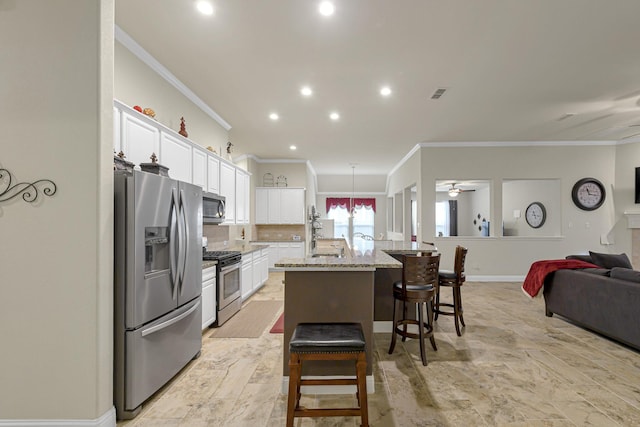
170;188;180;300
178;188;190;295
140;300;201;337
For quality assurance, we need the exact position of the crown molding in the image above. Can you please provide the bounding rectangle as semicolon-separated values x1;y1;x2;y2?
418;140;617;148
115;25;231;131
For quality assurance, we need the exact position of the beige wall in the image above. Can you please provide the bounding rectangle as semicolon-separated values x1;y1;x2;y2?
388;144;621;275
115;42;228;152
0;0;114;422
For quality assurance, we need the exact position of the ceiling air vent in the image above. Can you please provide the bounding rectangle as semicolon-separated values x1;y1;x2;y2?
556;113;575;121
430;88;447;100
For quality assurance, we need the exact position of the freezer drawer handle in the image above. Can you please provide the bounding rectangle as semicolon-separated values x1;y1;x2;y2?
141;299;201;337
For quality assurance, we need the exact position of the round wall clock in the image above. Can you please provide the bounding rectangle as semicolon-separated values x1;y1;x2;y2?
572;178;605;211
525;202;546;228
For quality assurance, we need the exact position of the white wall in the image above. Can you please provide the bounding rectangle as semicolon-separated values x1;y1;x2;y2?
0;0;114;423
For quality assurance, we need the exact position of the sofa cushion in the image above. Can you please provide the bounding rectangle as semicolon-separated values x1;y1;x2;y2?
566;254;594;263
579;268;612;277
610;267;640;283
588;251;633;269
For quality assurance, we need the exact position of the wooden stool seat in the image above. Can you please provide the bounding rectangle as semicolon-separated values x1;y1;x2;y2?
286;323;369;427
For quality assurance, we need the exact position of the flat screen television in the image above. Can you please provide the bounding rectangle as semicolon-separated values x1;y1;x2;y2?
636;167;640;204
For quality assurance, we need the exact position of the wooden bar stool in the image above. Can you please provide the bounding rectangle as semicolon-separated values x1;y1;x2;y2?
388;253;440;366
286;322;369;427
435;245;468;336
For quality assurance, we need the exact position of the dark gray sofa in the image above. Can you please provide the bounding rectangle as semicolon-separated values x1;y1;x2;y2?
543;254;640;351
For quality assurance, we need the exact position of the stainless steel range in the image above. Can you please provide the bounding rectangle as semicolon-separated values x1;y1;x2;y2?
203;250;242;326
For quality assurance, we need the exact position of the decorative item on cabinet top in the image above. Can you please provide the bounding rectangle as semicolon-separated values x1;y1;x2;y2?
114;151;134;172
263;173;274;187
276;175;288;187
139;152;170;177
178;117;188;138
0;167;57;205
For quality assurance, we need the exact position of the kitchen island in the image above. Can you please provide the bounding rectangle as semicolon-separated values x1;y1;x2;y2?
275;240;434;394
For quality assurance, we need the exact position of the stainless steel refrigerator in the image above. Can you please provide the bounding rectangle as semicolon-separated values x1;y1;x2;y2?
113;170;203;419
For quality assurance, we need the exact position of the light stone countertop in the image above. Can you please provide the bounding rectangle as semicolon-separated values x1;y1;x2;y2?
275;248;402;270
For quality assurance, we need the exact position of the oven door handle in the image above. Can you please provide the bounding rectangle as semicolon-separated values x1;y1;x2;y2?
220;262;240;274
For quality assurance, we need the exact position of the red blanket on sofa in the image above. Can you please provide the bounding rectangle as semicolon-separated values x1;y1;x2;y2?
522;259;599;298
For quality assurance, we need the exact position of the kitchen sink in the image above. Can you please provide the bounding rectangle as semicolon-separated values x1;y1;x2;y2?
311;253;341;258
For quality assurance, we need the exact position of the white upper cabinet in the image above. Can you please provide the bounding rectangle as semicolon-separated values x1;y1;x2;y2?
220;162;236;223
280;188;305;224
121;110;160;166
192;145;208;190
236;169;250;224
115;100;252;225
159;132;192;183
255;187;269;224
255;188;305;224
207;155;220;195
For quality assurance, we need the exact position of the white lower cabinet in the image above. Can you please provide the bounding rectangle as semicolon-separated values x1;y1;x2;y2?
241;249;271;301
202;266;216;330
263;242;305;269
241;252;254;301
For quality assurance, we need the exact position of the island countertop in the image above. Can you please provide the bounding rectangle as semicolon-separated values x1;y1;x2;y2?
275;248;402;270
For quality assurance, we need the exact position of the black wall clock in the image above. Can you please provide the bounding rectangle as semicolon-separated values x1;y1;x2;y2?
525;202;546;228
572;178;605;211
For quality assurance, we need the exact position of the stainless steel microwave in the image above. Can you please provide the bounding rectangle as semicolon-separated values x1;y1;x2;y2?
202;192;225;224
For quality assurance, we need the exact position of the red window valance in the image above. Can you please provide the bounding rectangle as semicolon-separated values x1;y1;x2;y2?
326;197;376;213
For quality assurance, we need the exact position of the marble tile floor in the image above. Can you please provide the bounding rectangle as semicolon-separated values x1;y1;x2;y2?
118;272;640;426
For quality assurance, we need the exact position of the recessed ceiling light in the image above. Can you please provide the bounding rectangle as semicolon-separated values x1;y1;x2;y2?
196;1;214;15
329;112;340;120
380;86;392;97
318;1;335;16
301;86;313;97
290;145;297;150
269;113;279;121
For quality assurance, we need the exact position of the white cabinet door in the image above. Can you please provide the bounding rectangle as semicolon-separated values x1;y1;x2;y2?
192;146;208;190
255;188;269;224
280;189;305;224
121;111;160;166
267;188;281;224
252;252;262;291
160;132;192;183
202;266;216;329
267;243;280;269
207;155;220;195
258;251;269;286
241;253;253;301
236;170;249;224
280;242;305;259
220;162;236;223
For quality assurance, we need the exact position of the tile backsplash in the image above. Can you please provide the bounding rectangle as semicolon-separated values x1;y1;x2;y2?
255;224;305;241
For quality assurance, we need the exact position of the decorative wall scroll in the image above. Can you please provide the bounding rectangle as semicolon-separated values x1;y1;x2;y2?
0;168;57;204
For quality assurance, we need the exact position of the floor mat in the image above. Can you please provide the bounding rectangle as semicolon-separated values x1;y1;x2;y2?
209;300;283;338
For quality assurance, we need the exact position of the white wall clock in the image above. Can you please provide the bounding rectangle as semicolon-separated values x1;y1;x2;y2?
525;202;546;228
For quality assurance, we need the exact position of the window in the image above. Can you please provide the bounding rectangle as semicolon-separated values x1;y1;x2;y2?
327;205;349;240
326;197;376;250
435;201;450;237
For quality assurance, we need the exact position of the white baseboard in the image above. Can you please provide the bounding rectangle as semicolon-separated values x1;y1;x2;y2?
466;275;525;282
281;375;375;395
0;407;116;427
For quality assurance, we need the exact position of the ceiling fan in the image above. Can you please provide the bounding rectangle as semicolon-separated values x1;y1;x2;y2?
448;183;475;197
